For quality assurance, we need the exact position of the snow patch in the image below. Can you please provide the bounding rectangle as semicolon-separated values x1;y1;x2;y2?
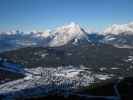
95;74;112;80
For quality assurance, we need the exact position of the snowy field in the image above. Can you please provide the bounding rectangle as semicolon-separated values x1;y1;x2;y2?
0;65;114;98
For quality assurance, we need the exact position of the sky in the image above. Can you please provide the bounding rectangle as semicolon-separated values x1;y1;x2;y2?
0;0;133;32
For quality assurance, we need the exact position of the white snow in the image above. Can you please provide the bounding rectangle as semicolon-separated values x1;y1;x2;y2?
54;67;83;78
41;53;48;58
95;74;112;80
0;66;114;98
0;66;94;96
31;30;51;38
103;22;133;35
49;22;88;47
1;21;133;49
111;67;120;70
124;56;133;62
24;73;33;80
104;36;116;41
99;67;107;71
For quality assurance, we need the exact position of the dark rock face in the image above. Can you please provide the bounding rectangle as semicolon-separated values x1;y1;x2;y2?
104;33;133;47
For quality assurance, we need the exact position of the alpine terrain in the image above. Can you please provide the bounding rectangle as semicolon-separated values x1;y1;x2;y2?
0;22;133;100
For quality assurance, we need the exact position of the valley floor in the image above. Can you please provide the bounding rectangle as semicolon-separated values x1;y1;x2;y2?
0;66;132;100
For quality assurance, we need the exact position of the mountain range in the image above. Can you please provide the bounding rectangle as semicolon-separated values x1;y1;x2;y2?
1;22;133;52
1;22;133;100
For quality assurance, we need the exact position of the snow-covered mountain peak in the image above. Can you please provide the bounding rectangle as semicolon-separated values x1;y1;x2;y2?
49;22;88;47
30;30;51;38
103;22;133;35
0;30;24;36
53;22;83;34
64;22;78;27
